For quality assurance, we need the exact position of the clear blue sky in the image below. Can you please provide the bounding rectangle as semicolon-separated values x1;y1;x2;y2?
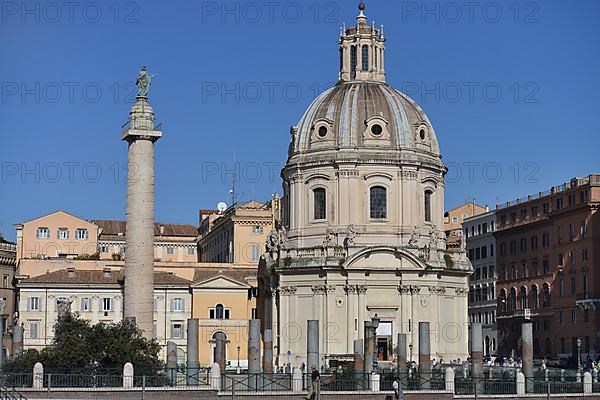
1;0;599;240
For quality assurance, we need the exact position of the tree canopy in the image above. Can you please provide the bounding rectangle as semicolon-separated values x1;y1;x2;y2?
4;312;163;374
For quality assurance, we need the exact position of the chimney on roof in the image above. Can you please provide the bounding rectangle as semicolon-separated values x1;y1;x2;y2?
160;225;165;235
67;267;75;278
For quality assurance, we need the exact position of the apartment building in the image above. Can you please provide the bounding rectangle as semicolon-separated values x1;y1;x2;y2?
495;175;600;361
464;210;497;355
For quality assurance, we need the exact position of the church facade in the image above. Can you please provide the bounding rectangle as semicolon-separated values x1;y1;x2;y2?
258;3;472;368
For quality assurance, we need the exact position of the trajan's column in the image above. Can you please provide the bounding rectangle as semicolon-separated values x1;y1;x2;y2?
121;66;161;338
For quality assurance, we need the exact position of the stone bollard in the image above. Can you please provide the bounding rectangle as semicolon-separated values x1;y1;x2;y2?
463;366;467;379
370;373;380;392
33;362;44;390
292;368;303;394
516;372;525;396
560;369;565;382
445;367;455;393
544;368;549;381
576;371;582;383
210;363;221;391
123;362;134;389
584;372;592;394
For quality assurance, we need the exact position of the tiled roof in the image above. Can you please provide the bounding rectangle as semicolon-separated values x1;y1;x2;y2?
93;220;198;237
22;269;191;286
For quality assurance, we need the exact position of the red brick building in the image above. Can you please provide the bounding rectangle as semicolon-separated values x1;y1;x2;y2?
495;175;600;362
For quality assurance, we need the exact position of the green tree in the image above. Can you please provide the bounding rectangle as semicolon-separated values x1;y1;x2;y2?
4;312;163;373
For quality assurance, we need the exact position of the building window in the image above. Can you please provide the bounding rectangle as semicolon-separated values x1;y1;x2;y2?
2;275;7;288
171;298;184;312
571;277;576;295
313;188;326;220
57;228;69;240
187;247;195;256
452;217;458;224
361;45;369;71
559;311;564;325
559;279;564;297
542;284;550;307
556;198;563;210
171;321;183;339
28;321;39;339
210;303;231;320
101;298;112;312
542;233;549;248
80;298;91;312
582;248;588;262
75;229;89;240
558;253;564;266
36;227;50;239
100;244;109;253
350;46;357;78
557;226;563;243
249;244;260;262
370;186;387;219
28;297;40;311
167;246;174;255
252;225;264;234
583;274;589;297
560;338;565;353
424;190;433;222
542;259;549;275
530;286;538;309
531;235;538;250
520;238;527;253
571;310;576;324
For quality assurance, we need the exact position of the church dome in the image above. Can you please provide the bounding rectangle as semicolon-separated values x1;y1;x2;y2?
291;80;440;156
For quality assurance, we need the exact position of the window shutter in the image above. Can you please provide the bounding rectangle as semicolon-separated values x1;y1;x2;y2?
27;298;31;311
170;298;174;312
181;299;185;312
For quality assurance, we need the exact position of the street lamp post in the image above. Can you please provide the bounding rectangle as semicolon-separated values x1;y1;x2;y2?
576;337;582;373
237;345;241;374
371;314;381;372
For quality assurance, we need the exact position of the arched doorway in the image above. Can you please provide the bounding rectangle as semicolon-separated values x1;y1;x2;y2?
211;331;229;365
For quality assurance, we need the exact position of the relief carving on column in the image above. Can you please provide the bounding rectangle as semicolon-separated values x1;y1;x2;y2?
311;285;327;295
344;284;357;295
455;287;469;297
400;170;418;180
428;286;446;295
398;285;421;295
325;285;336;294
279;286;297;296
357;285;368;294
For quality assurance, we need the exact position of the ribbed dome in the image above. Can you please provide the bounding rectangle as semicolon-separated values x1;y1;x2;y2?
291;81;440;156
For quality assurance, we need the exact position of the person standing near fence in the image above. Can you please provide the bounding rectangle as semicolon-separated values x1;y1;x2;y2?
392;378;403;400
305;365;320;400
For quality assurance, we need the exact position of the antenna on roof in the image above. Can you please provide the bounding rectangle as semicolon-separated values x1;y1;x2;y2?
229;152;237;205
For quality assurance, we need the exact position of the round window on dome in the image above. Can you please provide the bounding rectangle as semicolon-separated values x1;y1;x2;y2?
419;128;426;140
318;126;328;138
371;124;383;136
